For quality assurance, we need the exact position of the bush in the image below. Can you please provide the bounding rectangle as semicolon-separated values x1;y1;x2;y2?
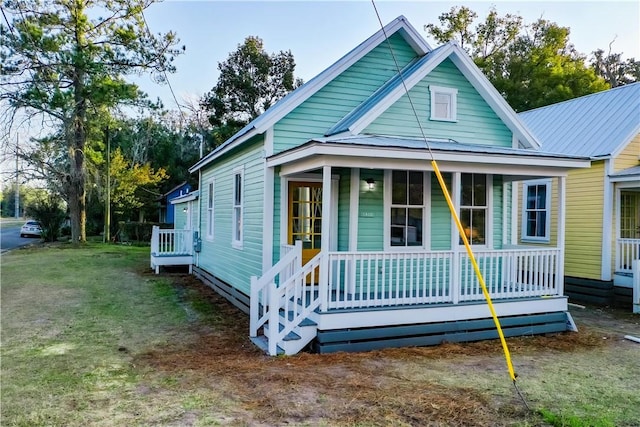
25;196;66;242
116;221;171;243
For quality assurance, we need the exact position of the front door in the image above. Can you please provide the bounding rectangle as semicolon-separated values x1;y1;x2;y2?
288;181;322;267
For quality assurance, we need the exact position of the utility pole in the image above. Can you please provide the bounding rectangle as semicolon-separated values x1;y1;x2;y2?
104;126;111;242
15;135;19;219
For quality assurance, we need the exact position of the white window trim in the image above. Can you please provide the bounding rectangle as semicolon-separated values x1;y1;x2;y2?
232;166;244;249
458;173;492;249
521;179;552;243
383;170;431;251
206;178;215;241
429;85;458;122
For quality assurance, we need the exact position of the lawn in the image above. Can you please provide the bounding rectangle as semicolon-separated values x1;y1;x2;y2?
2;244;639;426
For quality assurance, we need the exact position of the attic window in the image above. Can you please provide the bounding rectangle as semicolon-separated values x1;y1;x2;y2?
429;86;458;122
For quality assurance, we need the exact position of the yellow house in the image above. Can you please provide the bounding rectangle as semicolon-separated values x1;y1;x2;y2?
520;83;640;307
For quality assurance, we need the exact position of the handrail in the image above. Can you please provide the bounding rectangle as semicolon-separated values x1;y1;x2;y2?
249;241;302;339
151;226;193;256
616;238;640;273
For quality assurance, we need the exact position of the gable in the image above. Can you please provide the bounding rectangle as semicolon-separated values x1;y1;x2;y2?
273;33;419;154
363;58;512;147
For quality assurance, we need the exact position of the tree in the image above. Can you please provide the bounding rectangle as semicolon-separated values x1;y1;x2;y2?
201;36;303;145
591;42;640;87
425;7;609;111
1;0;183;242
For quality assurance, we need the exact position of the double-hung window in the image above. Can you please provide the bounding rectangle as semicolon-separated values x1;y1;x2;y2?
460;173;487;245
429;85;458;122
390;171;426;247
206;179;214;240
232;167;244;248
522;180;551;241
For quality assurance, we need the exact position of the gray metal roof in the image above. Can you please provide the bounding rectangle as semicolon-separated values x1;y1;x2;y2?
610;165;640;177
313;135;587;160
519;83;640;157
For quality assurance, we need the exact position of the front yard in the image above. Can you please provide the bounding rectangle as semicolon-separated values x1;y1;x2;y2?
2;244;639;426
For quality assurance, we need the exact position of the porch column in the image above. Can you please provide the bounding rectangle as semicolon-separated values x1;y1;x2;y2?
319;165;332;312
451;172;461;304
557;176;566;296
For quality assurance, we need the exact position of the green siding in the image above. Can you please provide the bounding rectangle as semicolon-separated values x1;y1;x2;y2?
431;172;452;250
337;168;351;251
492;176;503;249
273;33;418;153
199;138;265;296
357;169;385;251
272;170;282;263
173;202;188;229
365;59;512;147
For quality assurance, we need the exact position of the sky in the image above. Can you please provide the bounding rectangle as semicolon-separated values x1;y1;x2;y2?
136;0;640;110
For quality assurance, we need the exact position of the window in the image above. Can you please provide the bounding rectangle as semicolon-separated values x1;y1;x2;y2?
429;85;458;122
460;173;487;245
390;171;426;247
232;167;243;247
521;180;551;241
206;180;214;240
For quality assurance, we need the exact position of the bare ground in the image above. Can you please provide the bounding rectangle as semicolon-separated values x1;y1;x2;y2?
134;272;640;426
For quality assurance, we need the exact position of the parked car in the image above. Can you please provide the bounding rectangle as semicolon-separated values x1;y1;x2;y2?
20;220;42;238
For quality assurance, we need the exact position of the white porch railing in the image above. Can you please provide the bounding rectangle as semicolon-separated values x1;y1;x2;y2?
151;226;193;256
324;248;561;310
616;238;640;273
250;241;323;356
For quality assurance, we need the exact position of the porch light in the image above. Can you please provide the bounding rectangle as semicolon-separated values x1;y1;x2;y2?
183;207;188;213
365;177;375;190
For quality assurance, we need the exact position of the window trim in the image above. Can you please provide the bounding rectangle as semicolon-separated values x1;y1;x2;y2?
206;178;215;241
521;179;551;243
232;166;244;249
383;170;430;251
458;173;492;248
429;85;458;122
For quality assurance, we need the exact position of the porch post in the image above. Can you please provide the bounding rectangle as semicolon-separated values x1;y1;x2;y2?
319;165;332;312
451;172;460;304
557;176;566;296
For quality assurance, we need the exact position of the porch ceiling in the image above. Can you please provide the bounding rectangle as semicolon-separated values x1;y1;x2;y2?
268;135;591;177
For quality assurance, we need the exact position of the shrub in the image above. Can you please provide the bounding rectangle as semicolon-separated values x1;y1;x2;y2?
25;196;66;242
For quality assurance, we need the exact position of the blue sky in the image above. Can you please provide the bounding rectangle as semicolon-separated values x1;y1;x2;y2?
136;0;640;110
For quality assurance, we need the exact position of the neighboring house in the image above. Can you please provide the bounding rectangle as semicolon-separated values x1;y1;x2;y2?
520;83;640;308
158;182;192;224
165;16;590;355
171;190;199;231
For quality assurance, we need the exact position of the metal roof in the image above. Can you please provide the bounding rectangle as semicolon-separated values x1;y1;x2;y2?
519;83;640;157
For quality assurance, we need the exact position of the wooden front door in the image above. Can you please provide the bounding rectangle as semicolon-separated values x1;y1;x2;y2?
288;181;322;267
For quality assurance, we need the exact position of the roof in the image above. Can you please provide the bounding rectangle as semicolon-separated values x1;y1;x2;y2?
170;190;199;204
189;15;430;173
519;83;640;158
314;135;582;160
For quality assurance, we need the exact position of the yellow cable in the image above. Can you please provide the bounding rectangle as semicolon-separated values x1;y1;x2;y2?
431;160;516;382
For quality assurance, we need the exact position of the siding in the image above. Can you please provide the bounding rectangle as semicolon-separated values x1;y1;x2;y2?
358;169;385;251
431;172;452;250
564;161;605;280
273;33;418;153
173;202;188;230
199;138;265;295
613;133;640;172
492;176;503;249
337;168;351;251
364;59;512;147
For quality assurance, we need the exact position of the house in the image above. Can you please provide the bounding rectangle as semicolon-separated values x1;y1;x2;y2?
157;182;192;224
519;83;640;308
157;16;591;355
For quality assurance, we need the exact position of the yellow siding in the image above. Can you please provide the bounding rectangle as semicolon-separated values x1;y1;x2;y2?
613;133;640;172
564;160;605;280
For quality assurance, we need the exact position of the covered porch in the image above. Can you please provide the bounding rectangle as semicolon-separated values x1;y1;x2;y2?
612;170;640;284
250;136;589;355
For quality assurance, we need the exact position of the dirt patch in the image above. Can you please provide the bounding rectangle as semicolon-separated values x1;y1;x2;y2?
132;274;640;426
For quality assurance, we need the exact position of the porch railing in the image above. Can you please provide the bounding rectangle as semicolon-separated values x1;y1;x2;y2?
150;226;193;256
324;248;561;310
616;238;640;273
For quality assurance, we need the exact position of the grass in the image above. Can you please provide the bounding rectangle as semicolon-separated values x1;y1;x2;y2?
2;243;640;426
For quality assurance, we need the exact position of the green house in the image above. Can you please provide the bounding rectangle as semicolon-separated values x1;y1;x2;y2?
163;16;591;355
